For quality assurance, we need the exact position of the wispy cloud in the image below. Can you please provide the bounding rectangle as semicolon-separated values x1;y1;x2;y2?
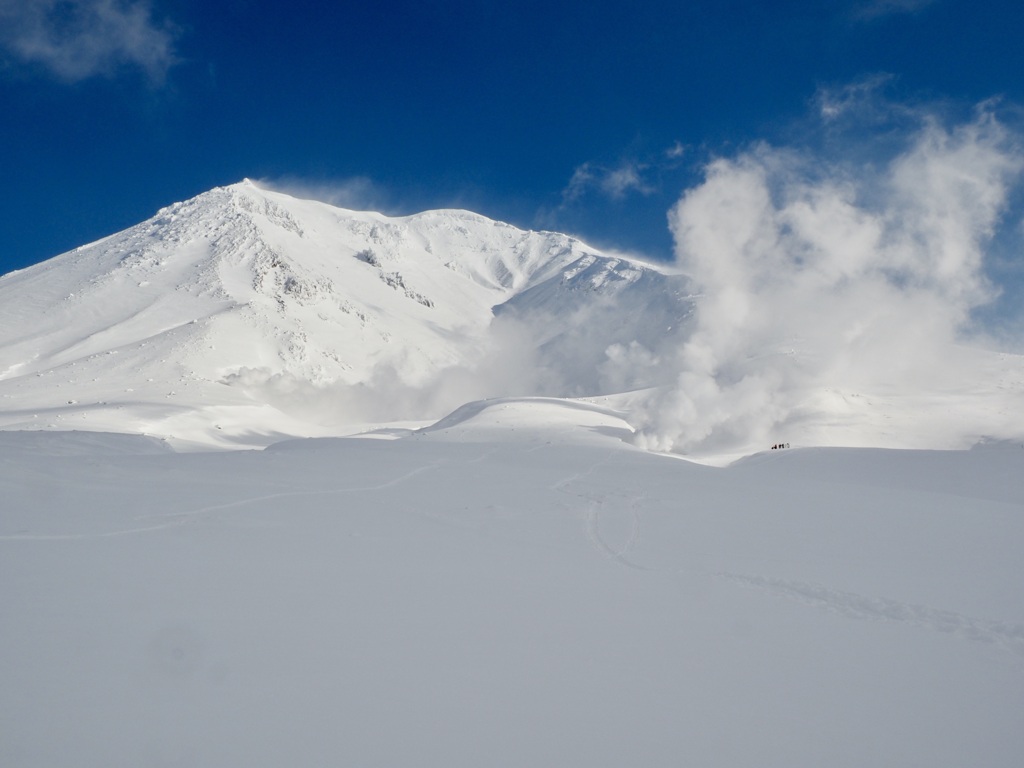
0;0;178;84
563;160;655;203
816;74;896;122
853;0;939;21
665;142;686;160
561;143;686;206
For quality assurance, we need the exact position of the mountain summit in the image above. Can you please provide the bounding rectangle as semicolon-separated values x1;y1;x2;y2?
0;182;694;448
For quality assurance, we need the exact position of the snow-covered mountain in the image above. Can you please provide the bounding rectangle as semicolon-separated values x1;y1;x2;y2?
0;181;694;448
3;184;1024;767
4;179;1023;458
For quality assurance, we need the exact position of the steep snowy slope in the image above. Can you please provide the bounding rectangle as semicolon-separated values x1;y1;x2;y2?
0;181;693;447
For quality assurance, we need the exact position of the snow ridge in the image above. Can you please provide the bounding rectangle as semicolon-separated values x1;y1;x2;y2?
0;181;694;448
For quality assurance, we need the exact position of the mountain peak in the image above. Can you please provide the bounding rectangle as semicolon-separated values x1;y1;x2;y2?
0;184;693;449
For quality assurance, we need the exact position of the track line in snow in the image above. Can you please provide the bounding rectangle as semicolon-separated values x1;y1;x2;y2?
158;457;449;521
553;450;651;571
0;457;451;541
721;573;1024;657
583;497;650;571
0;520;195;541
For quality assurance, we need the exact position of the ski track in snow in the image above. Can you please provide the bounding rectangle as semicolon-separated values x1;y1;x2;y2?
721;572;1024;658
584;495;649;571
0;455;455;541
551;451;1024;659
553;449;651;571
0;520;206;542
6;440;1023;666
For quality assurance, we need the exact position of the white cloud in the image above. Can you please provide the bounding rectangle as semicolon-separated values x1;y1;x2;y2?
561;163;597;204
0;0;177;83
599;163;655;199
562;160;655;203
562;152;681;206
632;106;1024;455
665;142;686;160
817;74;895;122
561;142;689;206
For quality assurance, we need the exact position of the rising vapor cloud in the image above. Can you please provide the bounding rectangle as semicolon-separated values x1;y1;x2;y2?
632;105;1024;454
0;0;177;83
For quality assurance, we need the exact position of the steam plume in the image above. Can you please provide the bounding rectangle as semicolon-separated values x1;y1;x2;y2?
633;107;1024;454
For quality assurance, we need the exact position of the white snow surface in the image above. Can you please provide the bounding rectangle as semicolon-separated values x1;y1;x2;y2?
2;419;1023;767
2;183;1024;765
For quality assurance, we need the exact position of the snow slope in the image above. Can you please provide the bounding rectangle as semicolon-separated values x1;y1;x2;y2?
0;181;693;448
1;417;1022;767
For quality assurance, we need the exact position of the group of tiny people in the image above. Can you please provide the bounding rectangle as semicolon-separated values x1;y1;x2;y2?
770;443;790;450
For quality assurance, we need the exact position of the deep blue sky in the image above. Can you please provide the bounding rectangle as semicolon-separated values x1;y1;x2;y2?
2;0;1023;277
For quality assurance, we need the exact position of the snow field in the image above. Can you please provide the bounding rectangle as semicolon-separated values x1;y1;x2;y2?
2;426;1022;767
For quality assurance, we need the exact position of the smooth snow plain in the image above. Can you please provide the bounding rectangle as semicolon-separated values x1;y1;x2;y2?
2;400;1023;767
